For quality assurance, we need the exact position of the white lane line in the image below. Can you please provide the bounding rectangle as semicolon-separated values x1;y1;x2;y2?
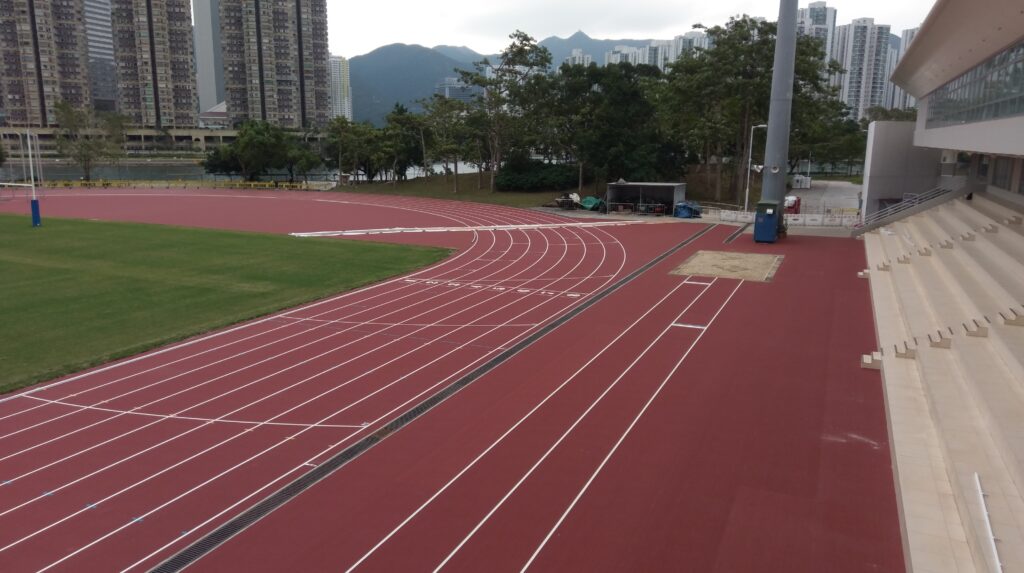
343;276;704;573
521;281;744;571
431;279;723;572
19;398;366;429
670;323;707;330
46;222;622;571
120;222;625;572
290;221;642;238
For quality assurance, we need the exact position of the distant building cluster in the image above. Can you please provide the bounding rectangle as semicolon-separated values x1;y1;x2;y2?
795;1;920;121
0;0;344;131
434;77;480;105
0;0;920;132
564;31;711;71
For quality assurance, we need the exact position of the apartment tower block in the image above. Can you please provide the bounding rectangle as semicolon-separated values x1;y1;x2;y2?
111;0;198;128
0;0;92;127
220;0;331;129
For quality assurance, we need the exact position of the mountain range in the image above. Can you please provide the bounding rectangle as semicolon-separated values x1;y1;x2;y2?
350;31;660;126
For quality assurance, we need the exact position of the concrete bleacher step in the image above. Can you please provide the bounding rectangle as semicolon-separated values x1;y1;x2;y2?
971;193;1024;232
902;215;1024;384
863;230;986;572
866;205;1024;572
917;210;1024;309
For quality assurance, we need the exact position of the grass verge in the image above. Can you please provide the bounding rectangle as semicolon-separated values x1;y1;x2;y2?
0;214;449;394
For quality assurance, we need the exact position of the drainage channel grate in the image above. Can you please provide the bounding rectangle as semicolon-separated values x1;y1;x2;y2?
150;223;717;573
724;223;750;244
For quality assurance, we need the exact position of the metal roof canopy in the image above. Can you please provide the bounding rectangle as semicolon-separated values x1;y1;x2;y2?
605;182;686;214
891;0;1024;98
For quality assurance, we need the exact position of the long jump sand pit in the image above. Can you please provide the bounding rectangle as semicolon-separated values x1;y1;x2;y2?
671;250;784;282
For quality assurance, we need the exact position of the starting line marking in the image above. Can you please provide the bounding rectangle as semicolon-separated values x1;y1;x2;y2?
671;323;707;330
289;220;643;238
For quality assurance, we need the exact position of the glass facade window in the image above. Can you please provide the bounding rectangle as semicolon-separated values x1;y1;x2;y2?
993;157;1013;190
977;155;990;181
926;40;1024;128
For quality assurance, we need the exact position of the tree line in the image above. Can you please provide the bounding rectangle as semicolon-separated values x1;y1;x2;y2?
230;17;873;202
15;17;912;203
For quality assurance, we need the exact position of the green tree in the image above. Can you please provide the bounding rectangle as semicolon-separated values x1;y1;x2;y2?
459;30;552;192
422;95;471;193
283;138;322;184
53;101;127;181
660;18;844;201
230;121;289;181
860;106;918;128
202;145;242;179
384;104;425;182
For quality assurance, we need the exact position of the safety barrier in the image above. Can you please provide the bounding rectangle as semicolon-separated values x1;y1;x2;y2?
39;180;316;191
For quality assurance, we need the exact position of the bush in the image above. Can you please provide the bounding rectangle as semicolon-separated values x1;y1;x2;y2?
496;160;580;192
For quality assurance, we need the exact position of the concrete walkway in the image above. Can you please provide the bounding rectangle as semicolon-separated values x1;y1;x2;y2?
788;179;863;211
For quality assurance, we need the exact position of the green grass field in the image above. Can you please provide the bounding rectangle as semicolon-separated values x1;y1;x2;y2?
0;214;449;394
336;173;570;208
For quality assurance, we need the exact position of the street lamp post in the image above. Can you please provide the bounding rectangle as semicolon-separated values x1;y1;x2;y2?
744;124;768;212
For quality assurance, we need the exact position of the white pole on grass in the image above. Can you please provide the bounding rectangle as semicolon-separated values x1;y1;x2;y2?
744;124;767;212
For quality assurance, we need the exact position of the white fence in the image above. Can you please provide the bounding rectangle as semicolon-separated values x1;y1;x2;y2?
703;207;861;228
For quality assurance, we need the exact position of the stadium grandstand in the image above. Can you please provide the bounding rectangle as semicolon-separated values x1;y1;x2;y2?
859;0;1024;570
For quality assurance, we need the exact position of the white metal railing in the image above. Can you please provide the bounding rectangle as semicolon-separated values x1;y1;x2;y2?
858;180;969;230
974;473;1004;573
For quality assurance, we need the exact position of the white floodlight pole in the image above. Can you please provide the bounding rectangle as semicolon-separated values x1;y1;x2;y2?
744;124;768;212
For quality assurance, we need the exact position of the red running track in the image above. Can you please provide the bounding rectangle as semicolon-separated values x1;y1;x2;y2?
0;189;904;572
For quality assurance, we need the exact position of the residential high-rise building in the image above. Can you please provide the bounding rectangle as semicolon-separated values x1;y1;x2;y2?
882;34;902;109
889;28;919;110
329;55;352;120
194;0;225;113
111;0;198;128
220;0;331;129
797;1;838;62
435;77;478;105
0;0;92;127
832;18;893;120
564;49;593;67
84;0;117;112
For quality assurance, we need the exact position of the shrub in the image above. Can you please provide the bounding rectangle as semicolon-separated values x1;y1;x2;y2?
496;160;580;192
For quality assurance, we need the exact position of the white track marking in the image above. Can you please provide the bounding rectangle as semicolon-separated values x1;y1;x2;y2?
119;223;625;572
0;231;509;454
670;323;707;330
0;200;555;434
0;187;573;411
3;223;575;536
0;197;502;409
18;398;366;429
343;276;706;573
520;281;744;571
1;190;638;569
0;228;542;483
290;221;642;238
36;223;624;571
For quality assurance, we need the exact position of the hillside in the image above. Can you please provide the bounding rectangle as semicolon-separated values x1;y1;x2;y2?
432;45;484;64
350;44;472;126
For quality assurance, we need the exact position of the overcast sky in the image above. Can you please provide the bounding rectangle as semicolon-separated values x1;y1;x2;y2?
326;0;935;58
